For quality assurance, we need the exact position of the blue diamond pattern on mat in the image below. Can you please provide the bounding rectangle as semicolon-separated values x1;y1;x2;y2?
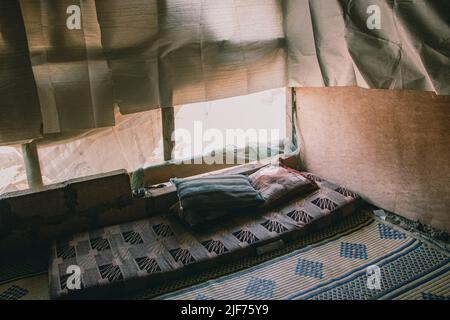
422;292;450;300
0;285;29;300
196;294;214;300
245;277;276;298
308;244;447;300
378;224;407;240
340;242;368;260
296;259;324;279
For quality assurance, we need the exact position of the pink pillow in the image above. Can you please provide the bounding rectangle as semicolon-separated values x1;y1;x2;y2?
248;164;318;207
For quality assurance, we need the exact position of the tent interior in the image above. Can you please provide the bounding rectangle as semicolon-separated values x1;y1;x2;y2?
0;0;449;300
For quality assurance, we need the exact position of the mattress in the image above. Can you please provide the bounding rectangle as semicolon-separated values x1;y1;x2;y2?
48;173;362;299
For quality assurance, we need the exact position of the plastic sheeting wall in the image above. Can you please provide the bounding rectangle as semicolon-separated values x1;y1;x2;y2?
0;0;285;145
2;0;449;145
286;0;450;94
296;87;450;231
37;109;163;184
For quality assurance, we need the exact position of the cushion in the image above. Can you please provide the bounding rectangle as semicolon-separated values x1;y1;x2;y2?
48;172;362;299
171;174;265;227
249;164;317;207
170;202;235;229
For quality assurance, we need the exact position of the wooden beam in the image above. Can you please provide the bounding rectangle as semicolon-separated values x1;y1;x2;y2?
142;153;298;187
290;87;298;148
142;160;236;187
22;141;43;189
286;87;293;146
161;106;175;161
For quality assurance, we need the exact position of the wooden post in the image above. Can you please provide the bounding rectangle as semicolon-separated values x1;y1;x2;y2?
22;141;43;189
290;87;298;148
156;1;175;162
161;106;175;161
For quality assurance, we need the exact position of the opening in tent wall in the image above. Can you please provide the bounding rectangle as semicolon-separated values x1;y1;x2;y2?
173;88;287;162
0;88;289;188
0;145;28;193
37;109;164;184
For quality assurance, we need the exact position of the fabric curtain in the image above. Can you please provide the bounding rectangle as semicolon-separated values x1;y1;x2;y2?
0;0;448;145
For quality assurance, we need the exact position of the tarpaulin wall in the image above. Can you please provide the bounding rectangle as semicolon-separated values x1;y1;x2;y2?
285;0;450;94
1;0;449;145
1;0;285;145
296;87;450;231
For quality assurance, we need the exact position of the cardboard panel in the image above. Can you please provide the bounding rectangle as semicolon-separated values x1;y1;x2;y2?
296;87;450;231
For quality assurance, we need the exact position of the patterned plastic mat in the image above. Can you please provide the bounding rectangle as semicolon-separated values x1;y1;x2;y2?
131;209;375;299
155;215;449;300
2;206;447;300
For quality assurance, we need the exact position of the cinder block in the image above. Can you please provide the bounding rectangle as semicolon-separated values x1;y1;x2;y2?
66;169;132;212
0;183;68;219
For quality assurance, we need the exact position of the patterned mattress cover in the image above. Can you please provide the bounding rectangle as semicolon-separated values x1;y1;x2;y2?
48;173;362;299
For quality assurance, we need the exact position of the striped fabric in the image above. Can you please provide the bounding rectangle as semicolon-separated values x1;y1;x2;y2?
158;219;449;300
172;174;265;227
249;165;317;207
172;175;265;211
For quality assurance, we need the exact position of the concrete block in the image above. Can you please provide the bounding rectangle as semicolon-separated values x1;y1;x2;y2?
0;183;67;218
66;169;132;212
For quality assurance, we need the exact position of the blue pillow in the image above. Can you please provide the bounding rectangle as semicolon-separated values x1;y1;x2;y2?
171;174;264;227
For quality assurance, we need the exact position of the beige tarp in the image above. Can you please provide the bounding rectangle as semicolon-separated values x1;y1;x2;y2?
0;0;449;145
286;0;450;93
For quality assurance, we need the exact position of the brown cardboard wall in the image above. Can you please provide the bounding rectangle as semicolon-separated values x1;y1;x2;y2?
296;87;450;231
